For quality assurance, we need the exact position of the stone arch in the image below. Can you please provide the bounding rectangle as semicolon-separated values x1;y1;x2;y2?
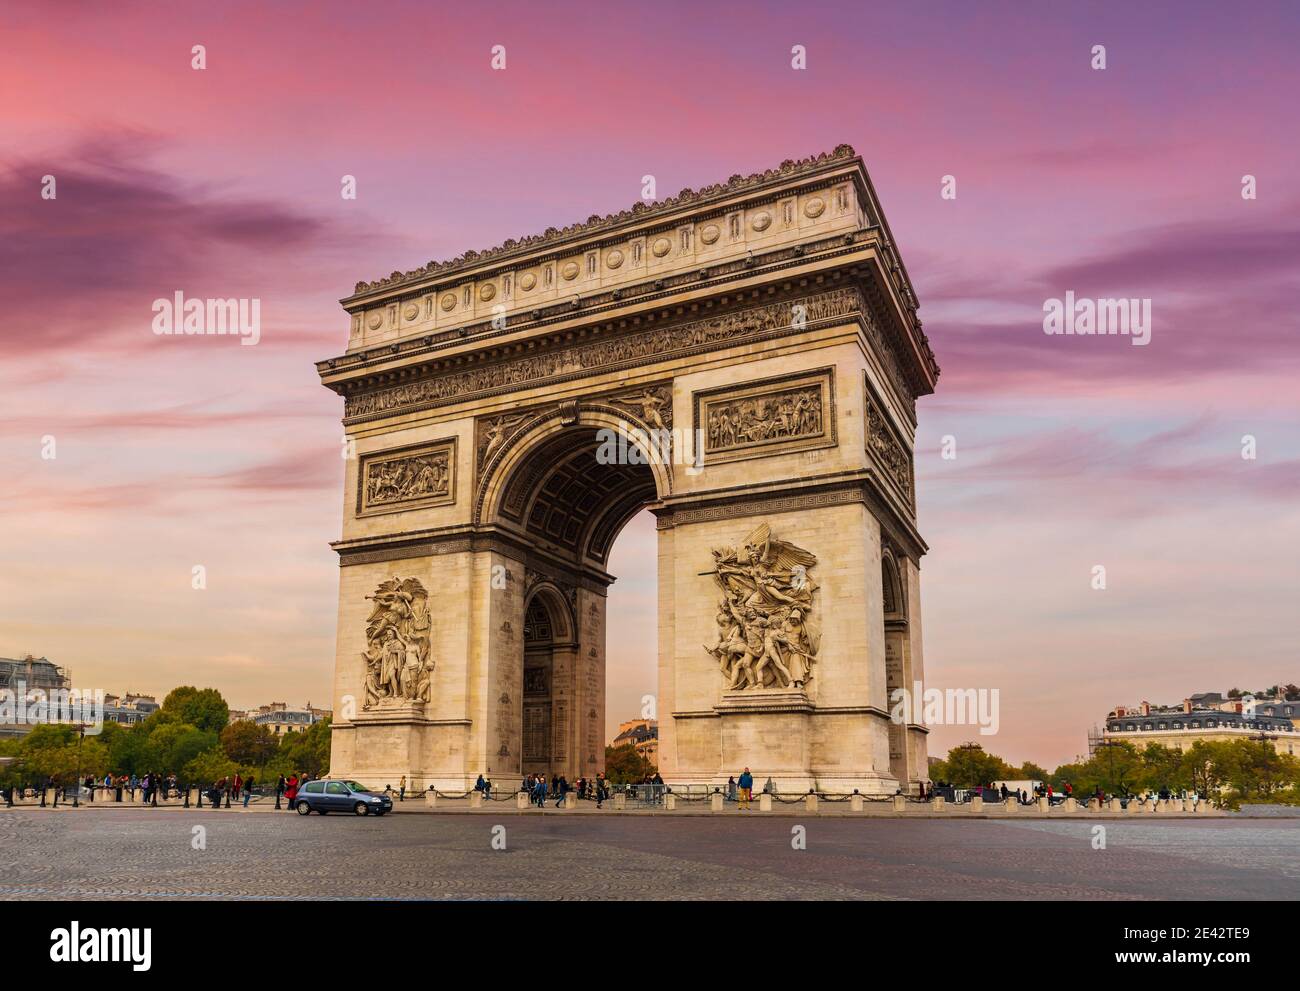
881;551;905;621
522;580;576;647
474;402;672;568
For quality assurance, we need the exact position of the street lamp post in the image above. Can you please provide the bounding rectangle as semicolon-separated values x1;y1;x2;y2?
72;722;87;808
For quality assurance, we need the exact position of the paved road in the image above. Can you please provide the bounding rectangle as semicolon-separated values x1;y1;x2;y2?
1;810;1296;900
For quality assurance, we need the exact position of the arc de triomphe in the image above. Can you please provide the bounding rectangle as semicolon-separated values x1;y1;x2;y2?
316;145;939;794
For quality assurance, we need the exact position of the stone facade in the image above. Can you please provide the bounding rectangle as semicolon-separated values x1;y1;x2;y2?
317;145;939;793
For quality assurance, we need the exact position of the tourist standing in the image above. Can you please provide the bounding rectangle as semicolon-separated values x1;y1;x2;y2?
399;775;406;802
243;775;255;808
274;774;285;810
737;767;753;811
285;773;299;811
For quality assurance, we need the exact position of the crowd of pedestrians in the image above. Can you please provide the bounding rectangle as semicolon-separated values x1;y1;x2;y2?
518;772;610;808
0;770;321;810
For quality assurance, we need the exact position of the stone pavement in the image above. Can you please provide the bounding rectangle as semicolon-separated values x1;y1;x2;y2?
1;808;1296;900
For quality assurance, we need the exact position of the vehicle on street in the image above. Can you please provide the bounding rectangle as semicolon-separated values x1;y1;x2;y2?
295;779;392;816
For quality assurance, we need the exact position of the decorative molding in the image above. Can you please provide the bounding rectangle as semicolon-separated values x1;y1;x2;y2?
656;484;865;529
344;286;861;422
349;145;859;297
356;438;456;517
693;366;835;465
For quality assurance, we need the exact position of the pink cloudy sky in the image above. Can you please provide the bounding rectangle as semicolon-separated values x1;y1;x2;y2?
2;1;1297;767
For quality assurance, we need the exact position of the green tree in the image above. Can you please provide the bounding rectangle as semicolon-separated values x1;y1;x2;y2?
160;687;229;734
603;743;653;784
930;744;1014;788
220;721;278;765
277;719;331;778
1017;761;1049;782
182;748;236;786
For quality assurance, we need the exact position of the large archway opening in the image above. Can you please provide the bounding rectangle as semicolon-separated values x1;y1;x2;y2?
478;408;668;783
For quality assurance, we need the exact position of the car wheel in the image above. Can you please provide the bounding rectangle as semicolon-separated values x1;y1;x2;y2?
296;802;311;816
354;802;369;816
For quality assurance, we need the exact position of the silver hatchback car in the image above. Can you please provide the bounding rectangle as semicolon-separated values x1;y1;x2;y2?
295;779;392;816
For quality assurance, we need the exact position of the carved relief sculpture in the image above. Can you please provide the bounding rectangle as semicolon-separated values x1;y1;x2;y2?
704;523;821;691
358;440;456;515
863;375;915;510
361;577;433;708
693;367;836;465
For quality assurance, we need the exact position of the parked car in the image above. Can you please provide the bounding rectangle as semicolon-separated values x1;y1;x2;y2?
295;779;392;816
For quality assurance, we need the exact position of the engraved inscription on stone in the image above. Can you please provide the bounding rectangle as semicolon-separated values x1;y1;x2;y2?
523;666;549;697
523;703;550;761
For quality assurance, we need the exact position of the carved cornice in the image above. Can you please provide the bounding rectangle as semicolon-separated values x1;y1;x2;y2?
331;525;616;593
342;286;863;424
653;469;927;561
320;231;875;380
348;145;859;299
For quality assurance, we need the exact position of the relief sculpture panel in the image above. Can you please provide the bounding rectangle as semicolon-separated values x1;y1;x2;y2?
864;374;914;510
704;523;821;691
693;368;836;465
357;439;456;516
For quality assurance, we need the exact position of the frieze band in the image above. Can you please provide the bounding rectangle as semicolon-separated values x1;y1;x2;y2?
343;286;862;422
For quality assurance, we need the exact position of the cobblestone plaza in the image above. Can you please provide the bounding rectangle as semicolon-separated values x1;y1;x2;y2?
3;809;1296;901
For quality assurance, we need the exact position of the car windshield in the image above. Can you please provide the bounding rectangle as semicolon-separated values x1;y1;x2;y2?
344;781;373;793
